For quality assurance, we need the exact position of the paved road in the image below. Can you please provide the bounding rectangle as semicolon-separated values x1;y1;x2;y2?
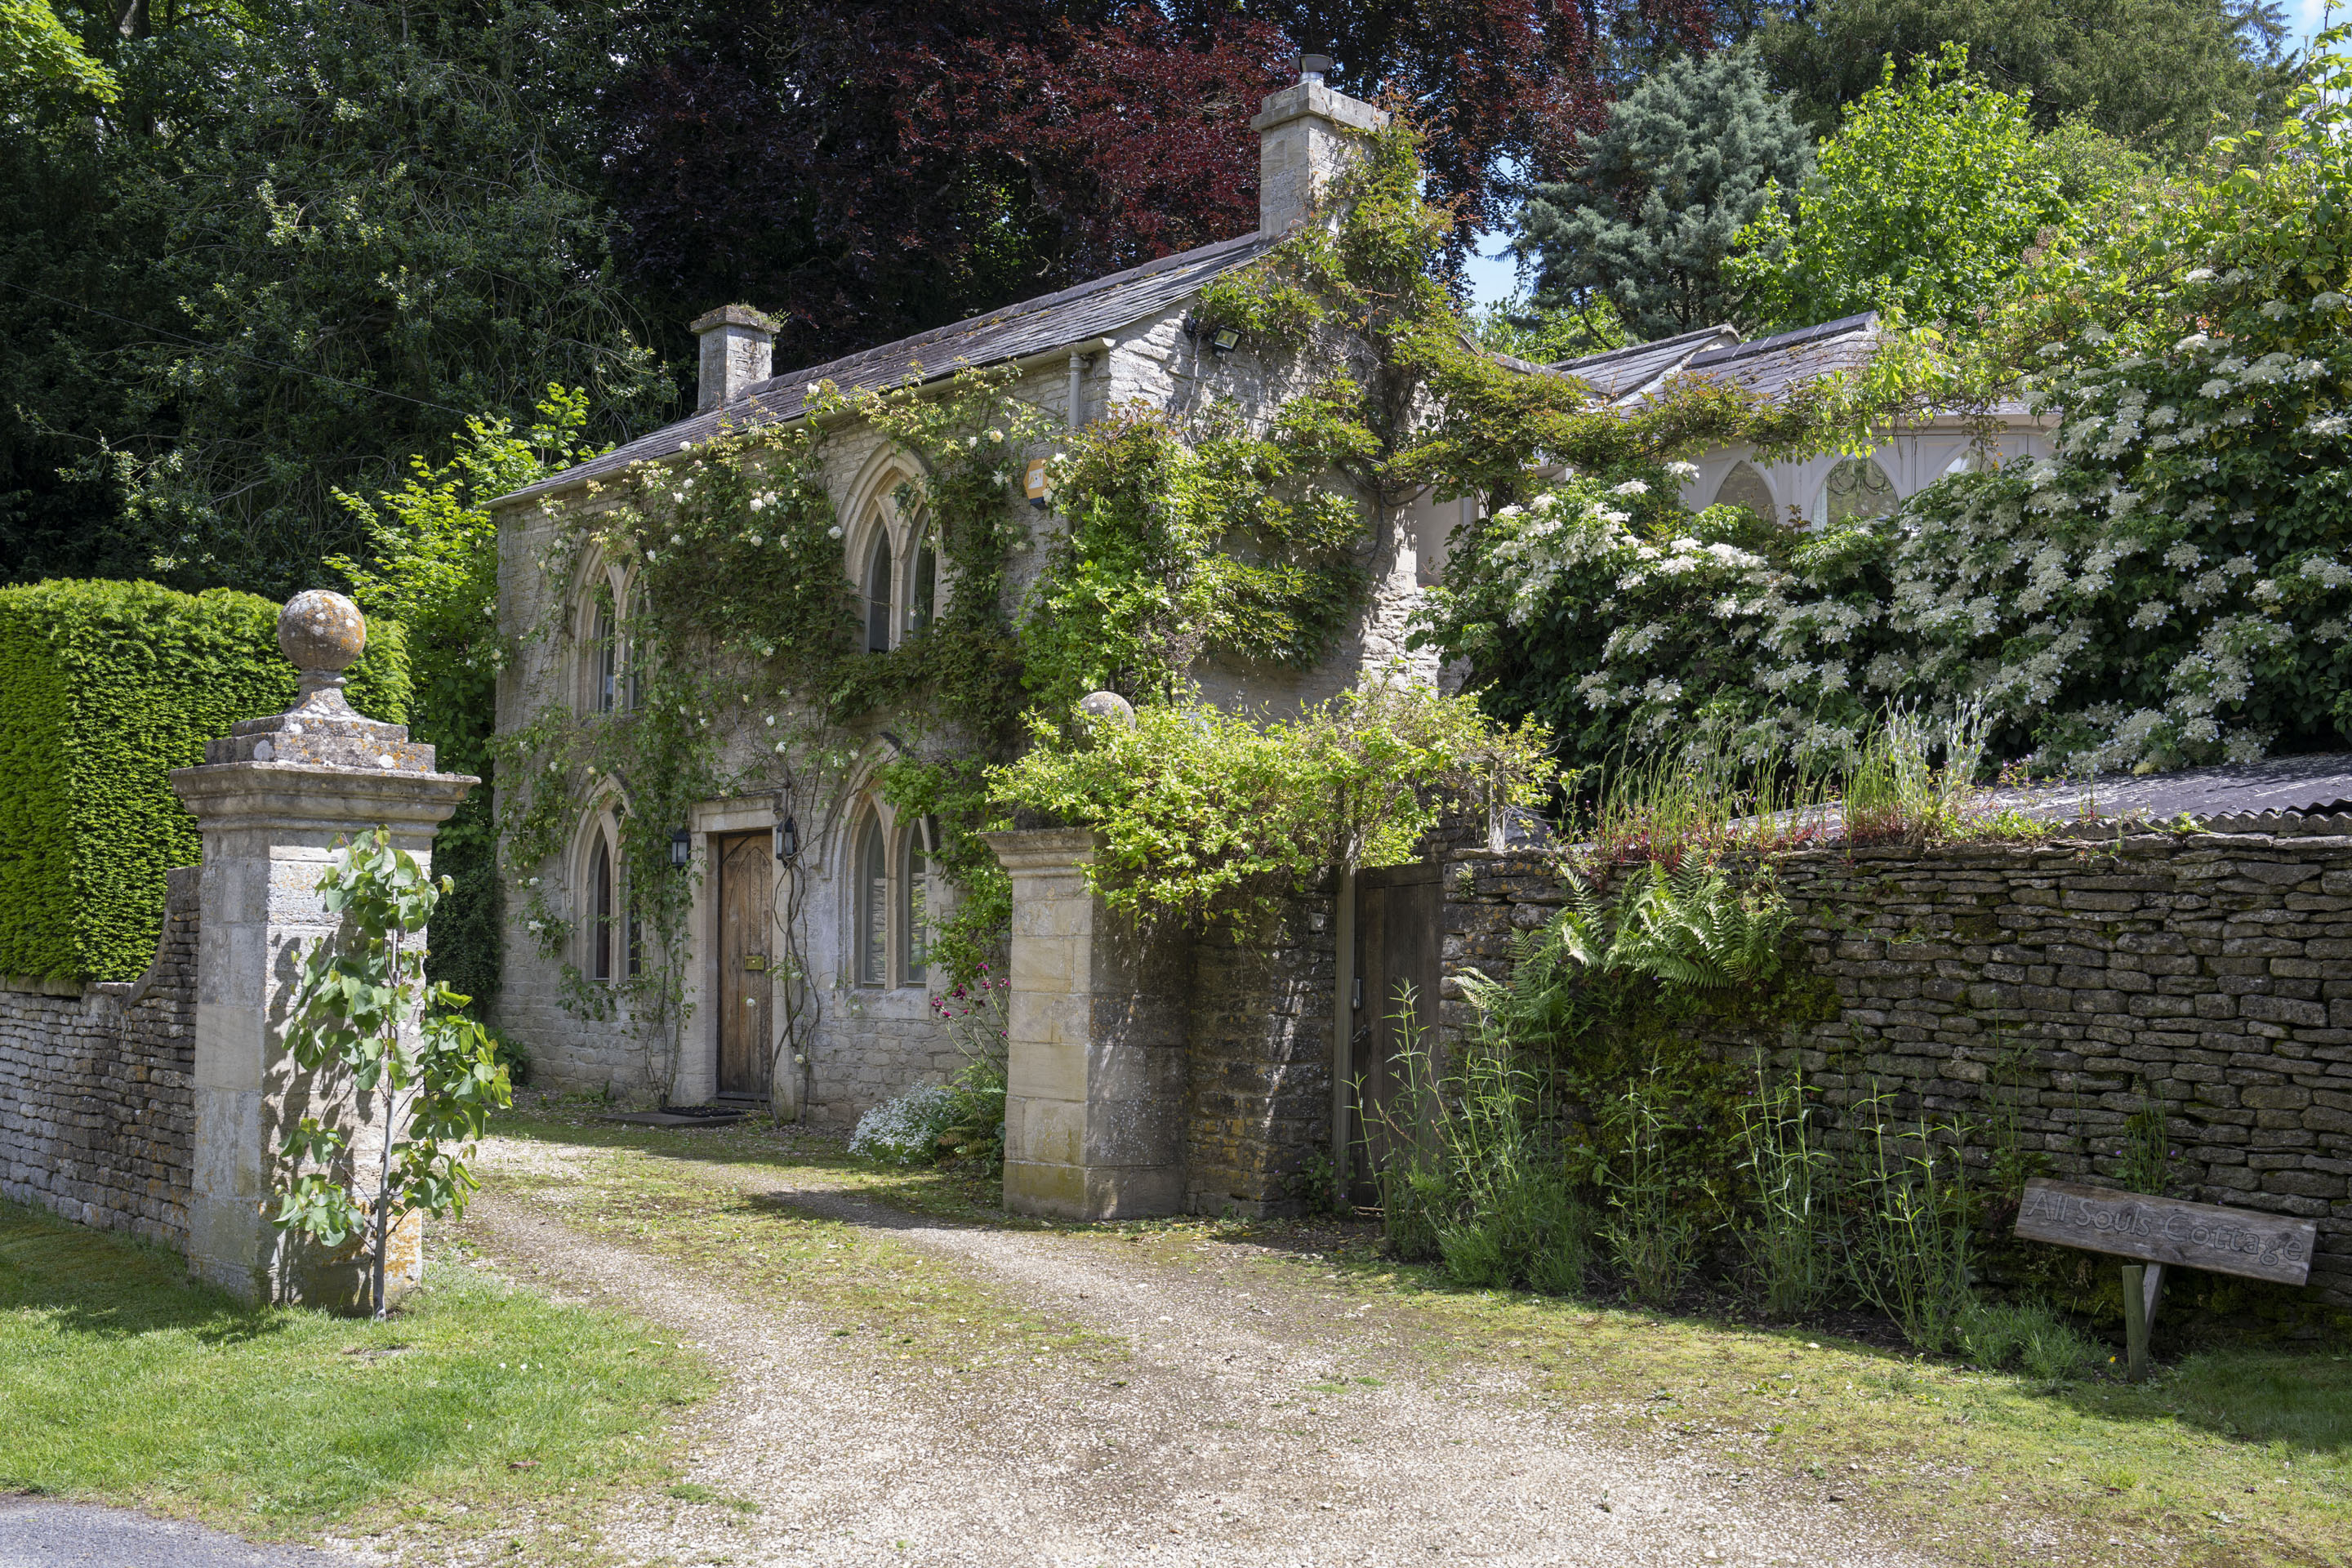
0;1496;362;1568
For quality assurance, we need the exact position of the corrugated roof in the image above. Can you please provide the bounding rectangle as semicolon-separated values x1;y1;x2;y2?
501;229;1281;506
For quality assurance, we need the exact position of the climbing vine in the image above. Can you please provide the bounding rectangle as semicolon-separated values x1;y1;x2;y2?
490;111;1901;1092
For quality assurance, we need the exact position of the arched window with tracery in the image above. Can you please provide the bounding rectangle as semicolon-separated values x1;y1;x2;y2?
1814;457;1898;528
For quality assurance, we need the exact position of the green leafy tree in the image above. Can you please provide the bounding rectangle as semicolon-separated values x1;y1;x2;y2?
274;829;510;1318
1727;43;2072;331
2;0;114;99
1469;290;1630;365
329;386;600;1006
1757;0;2296;160
1517;50;1814;342
0;0;661;596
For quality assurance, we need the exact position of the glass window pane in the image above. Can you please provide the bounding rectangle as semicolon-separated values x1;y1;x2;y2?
902;834;929;987
865;535;893;653
1818;457;1897;528
858;815;888;986
1713;461;1775;519
593;601;617;712
590;836;613;981
909;538;936;635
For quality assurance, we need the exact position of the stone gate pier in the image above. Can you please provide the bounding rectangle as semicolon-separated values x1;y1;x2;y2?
0;590;473;1311
171;591;475;1307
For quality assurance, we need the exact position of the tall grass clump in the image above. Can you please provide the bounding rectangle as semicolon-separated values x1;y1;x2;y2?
1737;1073;1834;1317
1371;985;1592;1296
1598;1071;1700;1307
1846;1095;1976;1352
1844;697;1992;844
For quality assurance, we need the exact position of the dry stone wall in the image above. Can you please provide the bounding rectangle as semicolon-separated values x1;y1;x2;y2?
1438;831;2352;1310
0;866;198;1245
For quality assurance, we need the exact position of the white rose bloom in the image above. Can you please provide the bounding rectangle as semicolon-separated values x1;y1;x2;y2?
1665;461;1699;482
1611;479;1650;497
2184;268;2216;283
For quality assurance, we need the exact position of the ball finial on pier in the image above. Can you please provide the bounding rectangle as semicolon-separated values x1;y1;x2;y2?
278;589;367;707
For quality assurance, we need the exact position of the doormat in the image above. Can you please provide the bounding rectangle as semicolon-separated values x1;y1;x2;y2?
602;1107;749;1128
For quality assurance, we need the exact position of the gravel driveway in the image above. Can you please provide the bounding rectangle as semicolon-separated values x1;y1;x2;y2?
455;1134;1949;1568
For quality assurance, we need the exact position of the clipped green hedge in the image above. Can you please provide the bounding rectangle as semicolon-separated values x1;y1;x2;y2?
0;581;410;983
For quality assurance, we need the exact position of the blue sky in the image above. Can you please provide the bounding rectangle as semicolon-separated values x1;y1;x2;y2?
1459;0;2344;310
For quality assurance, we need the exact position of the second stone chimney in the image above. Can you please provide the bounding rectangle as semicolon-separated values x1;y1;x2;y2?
690;305;778;413
1250;54;1389;237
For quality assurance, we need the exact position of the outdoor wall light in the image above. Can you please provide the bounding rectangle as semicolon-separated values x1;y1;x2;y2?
773;815;800;863
668;826;692;869
1183;317;1241;357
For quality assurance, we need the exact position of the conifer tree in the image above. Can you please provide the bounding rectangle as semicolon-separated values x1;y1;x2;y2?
1514;50;1811;343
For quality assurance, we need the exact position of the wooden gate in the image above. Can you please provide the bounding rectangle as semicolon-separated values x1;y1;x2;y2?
1349;862;1441;1199
715;831;773;1100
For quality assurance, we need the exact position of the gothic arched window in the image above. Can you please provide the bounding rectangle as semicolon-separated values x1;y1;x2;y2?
1713;461;1776;521
1814;457;1898;528
907;532;938;638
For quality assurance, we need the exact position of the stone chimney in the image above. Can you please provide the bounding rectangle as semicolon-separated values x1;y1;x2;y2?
1250;53;1389;237
690;305;778;413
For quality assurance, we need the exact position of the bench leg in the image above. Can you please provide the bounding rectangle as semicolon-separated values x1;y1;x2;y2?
2121;1263;2163;1380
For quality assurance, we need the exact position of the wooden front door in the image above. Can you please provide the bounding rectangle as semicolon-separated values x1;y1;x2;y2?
715;831;773;1099
1351;862;1441;1198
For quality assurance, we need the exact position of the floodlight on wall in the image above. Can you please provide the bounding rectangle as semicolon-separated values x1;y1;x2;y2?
1208;325;1241;356
773;814;800;863
668;826;692;869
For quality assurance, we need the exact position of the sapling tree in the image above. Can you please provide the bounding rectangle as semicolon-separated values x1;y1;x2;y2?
273;827;510;1317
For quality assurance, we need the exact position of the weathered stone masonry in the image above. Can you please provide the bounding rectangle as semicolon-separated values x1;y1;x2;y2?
0;866;198;1246
1440;831;2352;1310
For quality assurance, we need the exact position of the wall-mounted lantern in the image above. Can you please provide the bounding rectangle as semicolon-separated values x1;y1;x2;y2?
773;814;800;863
668;826;692;869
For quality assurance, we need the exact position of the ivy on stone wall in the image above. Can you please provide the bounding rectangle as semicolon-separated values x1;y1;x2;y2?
492;114;1906;1077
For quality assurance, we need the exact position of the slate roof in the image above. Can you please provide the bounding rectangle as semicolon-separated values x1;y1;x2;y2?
1550;312;1879;405
1545;324;1739;400
501;229;1281;506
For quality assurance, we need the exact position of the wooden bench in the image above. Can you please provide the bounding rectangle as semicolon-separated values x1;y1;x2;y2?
2013;1178;2317;1378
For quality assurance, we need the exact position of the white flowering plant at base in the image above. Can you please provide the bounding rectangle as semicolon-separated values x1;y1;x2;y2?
1420;272;2352;775
848;1084;960;1166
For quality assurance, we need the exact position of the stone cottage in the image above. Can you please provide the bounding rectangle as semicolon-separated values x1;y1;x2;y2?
488;63;2051;1136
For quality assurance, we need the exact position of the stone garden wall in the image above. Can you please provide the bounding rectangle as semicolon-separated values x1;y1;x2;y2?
0;866;198;1246
1439;831;2352;1310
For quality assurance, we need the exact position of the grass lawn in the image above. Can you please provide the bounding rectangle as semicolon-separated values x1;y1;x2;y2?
0;1198;711;1561
492;1099;2352;1568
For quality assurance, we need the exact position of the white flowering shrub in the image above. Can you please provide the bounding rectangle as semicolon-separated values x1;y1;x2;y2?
847;1084;960;1166
1423;281;2352;775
